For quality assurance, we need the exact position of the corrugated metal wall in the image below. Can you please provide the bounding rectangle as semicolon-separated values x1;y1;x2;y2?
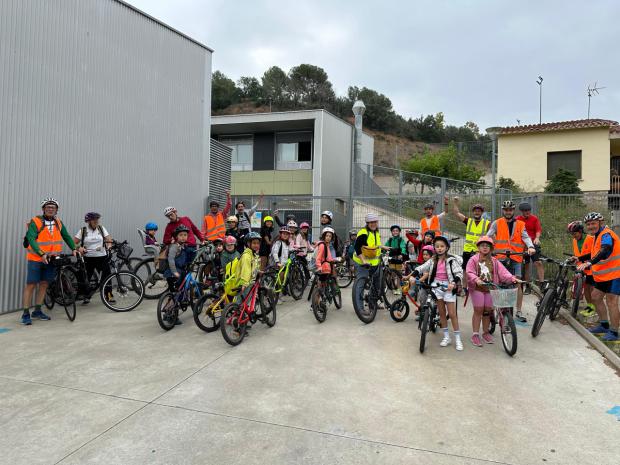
209;139;232;206
0;0;212;312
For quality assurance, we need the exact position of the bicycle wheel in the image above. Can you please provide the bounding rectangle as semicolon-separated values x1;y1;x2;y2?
352;277;377;324
59;269;77;321
332;281;342;309
389;299;410;322
419;304;431;353
262;273;280;306
335;263;353;288
157;293;178;331
570;275;583;318
193;293;222;333
532;288;555;337
288;265;306;300
44;286;55;310
306;275;317;301
100;271;144;312
550;284;566;321
259;287;277;327
221;303;247;346
500;310;518;356
488;313;496;335
311;286;327;323
134;258;168;300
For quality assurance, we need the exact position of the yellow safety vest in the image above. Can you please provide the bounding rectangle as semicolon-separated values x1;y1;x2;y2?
352;227;382;266
463;218;490;252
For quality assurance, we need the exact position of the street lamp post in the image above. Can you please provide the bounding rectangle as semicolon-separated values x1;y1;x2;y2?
536;76;543;124
348;100;366;231
486;126;502;220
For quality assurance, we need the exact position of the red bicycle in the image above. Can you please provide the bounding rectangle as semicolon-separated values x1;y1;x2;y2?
220;275;276;346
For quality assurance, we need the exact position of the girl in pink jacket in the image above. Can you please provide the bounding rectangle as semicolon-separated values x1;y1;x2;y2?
466;236;518;347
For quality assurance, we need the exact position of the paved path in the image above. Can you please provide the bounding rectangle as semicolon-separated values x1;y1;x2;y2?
0;289;618;465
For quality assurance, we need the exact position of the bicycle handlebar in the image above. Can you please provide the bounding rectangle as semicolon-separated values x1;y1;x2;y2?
415;280;448;291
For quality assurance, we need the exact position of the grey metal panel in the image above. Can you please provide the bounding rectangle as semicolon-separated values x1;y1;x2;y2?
0;0;212;312
209;139;232;206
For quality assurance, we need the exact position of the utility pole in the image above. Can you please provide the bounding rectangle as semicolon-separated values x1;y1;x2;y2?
536;76;543;124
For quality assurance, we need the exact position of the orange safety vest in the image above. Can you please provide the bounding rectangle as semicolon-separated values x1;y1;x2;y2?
420;215;441;236
203;212;226;241
26;216;64;262
572;235;594;276
494;218;527;263
590;227;620;283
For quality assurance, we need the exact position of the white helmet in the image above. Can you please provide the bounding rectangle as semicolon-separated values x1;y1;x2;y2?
164;206;177;216
365;212;379;223
41;197;59;209
287;220;298;228
321;210;334;220
321;226;335;237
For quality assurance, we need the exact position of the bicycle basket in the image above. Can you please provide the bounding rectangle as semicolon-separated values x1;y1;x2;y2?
489;288;517;308
116;243;133;260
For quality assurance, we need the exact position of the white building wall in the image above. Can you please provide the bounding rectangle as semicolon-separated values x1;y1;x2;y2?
319;112;355;198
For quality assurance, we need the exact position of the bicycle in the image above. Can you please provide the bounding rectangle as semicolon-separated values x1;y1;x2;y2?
310;273;342;323
157;271;205;331
262;249;307;304
193;280;230;333
220;275;276;346
97;241;145;312
389;277;420;322
44;254;78;321
488;250;529;333
416;280;444;353
351;254;392;324
334;260;353;288
482;282;519;356
531;255;577;337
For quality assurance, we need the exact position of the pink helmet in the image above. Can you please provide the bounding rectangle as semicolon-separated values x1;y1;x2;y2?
476;235;494;247
224;235;237;245
299;222;310;229
421;245;435;253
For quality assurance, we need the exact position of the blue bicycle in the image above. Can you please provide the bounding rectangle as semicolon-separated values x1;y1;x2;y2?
157;272;204;331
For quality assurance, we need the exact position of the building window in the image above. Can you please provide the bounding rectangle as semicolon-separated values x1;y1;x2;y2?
547;150;581;179
219;135;253;171
276;132;312;170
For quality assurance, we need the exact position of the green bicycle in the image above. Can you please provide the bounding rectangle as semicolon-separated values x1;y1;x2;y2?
262;249;307;304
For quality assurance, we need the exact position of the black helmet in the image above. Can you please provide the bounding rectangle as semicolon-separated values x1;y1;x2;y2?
423;203;434;209
172;224;190;237
584;212;604;223
390;224;401;232
519;202;531;211
423;230;436;239
502;200;516;209
433;235;450;249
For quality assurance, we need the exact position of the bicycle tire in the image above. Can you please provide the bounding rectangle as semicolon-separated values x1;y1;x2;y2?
44;287;55;310
59;270;77;321
259;288;277;327
100;271;144;312
288;266;305;300
501;311;518;356
157;293;178;331
352;277;377;324
193;292;222;333
419;304;431;353
332;282;342;309
488;313;496;335
306;275;316;301
550;284;567;321
532;288;555;337
311;286;327;323
134;258;168;300
221;303;246;346
335;263;353;288
570;275;583;318
389;299;410;322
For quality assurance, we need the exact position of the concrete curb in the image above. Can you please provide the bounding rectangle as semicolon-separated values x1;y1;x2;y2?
560;309;620;372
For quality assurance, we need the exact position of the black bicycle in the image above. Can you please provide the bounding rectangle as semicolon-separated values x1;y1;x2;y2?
44;254;78;321
416;280;443;354
310;273;342;323
531;255;576;337
352;254;391;324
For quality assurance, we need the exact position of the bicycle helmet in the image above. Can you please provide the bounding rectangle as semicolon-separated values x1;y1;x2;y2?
84;212;101;222
245;231;261;243
423;202;434;209
349;228;357;236
164;206;176;216
287;220;298;229
263;216;274;223
279;226;291;234
365;212;379;223
299;222;310;229
390;224;401;232
321;227;335;238
471;204;484;212
41;197;59;209
172;224;190;237
321;210;334;220
421;245;435;253
519;202;532;211
583;212;604;222
433;235;450;249
224;235;237;245
226;215;238;223
567;221;584;233
145;222;158;231
476;235;494;247
501;200;516;209
423;230;435;239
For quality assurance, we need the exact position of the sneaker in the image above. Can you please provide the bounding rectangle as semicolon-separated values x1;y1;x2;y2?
588;324;608;334
31;309;50;321
580;305;596;318
106;292;116;304
455;337;464;351
601;331;618;342
516;311;527;323
440;335;451;347
471;334;483;347
21;312;32;325
482;332;495;344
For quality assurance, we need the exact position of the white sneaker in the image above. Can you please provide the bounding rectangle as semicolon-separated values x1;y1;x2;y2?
440;335;451;347
455;337;464;351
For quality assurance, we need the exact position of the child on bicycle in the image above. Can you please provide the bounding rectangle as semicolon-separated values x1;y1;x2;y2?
404;245;434;319
313;227;339;306
294;222;314;280
233;232;261;302
221;236;240;271
145;222;160;247
465;236;518;347
412;235;464;351
259;215;275;270
567;221;596;317
163;225;192;324
212;238;225;280
270;226;291;268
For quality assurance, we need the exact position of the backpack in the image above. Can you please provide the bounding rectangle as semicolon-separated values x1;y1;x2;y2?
156;245;170;272
223;256;241;296
79;225;106;249
23;216;60;249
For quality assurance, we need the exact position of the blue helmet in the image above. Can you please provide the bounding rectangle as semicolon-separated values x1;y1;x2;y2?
145;222;158;231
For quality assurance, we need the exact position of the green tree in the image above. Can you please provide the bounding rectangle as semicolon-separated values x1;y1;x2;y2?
544;169;583;194
237;76;263;102
497;176;522;193
287;64;335;107
346;86;397;132
261;66;289;107
212;71;239;110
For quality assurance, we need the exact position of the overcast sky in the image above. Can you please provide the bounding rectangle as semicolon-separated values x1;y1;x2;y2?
130;0;619;131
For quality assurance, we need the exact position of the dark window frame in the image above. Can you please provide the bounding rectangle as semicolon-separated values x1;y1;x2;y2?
546;150;582;180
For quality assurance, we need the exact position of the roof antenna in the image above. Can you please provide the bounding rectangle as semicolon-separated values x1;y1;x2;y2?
587;83;605;120
516;119;521;125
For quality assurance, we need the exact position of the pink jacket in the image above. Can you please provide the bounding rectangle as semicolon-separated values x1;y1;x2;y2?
315;241;334;274
294;234;314;256
466;253;514;291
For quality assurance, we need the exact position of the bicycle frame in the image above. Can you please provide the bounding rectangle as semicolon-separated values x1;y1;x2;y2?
228;279;261;326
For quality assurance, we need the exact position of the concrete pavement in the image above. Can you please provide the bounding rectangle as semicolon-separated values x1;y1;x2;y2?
0;290;618;465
